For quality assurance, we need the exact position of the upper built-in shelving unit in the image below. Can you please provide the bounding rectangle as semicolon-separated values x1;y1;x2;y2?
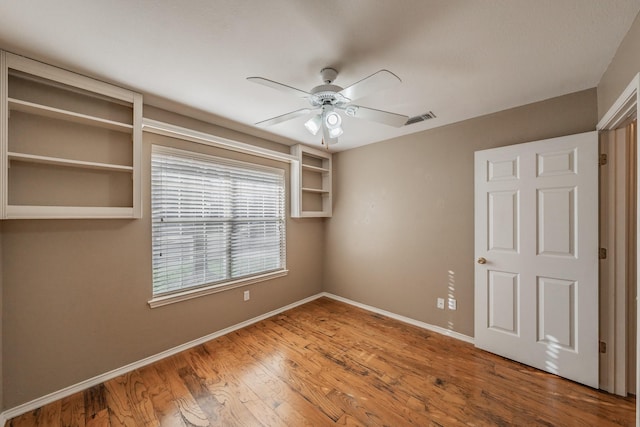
291;144;332;218
0;51;142;219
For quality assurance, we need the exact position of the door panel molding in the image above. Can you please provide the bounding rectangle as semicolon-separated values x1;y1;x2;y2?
475;131;599;388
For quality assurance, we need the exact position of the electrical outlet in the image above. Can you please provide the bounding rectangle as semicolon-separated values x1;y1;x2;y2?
437;298;445;309
243;290;250;301
448;298;457;310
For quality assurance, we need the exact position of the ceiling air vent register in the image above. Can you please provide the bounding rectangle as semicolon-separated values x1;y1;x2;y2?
405;112;436;126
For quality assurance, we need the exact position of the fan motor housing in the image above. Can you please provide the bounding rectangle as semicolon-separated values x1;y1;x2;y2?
310;84;346;106
320;67;338;84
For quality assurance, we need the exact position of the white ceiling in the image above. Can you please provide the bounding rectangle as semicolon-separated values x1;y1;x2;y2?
0;1;639;151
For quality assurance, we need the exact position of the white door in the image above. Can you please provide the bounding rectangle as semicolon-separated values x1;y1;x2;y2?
474;131;599;388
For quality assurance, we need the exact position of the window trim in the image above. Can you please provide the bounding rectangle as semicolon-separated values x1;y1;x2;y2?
148;144;288;308
142;118;298;164
148;268;288;308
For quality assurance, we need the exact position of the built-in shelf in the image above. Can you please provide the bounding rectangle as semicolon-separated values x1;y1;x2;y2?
8;98;133;133
8;152;134;172
1;50;143;219
291;144;332;218
5;205;134;219
302;187;330;194
302;164;330;173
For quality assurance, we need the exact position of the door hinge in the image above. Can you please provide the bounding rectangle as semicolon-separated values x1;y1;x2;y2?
599;341;607;353
599;153;608;166
599;248;607;259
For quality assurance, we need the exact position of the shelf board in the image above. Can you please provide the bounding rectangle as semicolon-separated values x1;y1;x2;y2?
302;187;330;194
302;164;330;173
8;98;134;133
299;210;332;218
5;205;135;219
8;151;134;172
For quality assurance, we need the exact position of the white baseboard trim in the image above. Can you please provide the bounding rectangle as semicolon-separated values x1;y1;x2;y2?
1;291;473;422
321;292;475;344
1;292;324;422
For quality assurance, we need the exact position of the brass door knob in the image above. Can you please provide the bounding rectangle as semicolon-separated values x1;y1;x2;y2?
477;257;487;264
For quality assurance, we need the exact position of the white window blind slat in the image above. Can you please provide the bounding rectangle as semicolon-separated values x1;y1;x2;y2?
151;145;286;297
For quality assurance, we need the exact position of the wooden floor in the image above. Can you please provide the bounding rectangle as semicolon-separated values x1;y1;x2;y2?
7;297;636;426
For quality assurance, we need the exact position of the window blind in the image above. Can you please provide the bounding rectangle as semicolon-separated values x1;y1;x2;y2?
151;145;286;296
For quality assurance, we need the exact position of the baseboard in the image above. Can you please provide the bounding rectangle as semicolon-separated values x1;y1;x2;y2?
1;291;474;422
320;292;475;344
1;292;325;422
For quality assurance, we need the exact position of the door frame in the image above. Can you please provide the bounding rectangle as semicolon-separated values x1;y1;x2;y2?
596;72;639;420
599;123;636;395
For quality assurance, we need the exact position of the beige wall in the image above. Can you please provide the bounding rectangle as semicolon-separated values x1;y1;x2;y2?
598;10;640;119
2;108;325;408
324;89;598;337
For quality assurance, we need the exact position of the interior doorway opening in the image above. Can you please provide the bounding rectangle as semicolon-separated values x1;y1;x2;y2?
599;120;637;396
596;74;639;425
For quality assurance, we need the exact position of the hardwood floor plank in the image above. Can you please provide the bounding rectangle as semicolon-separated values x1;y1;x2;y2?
277;305;460;424
267;333;414;425
253;328;344;421
6;297;637;426
103;375;142;426
182;346;263;426
238;324;345;422
33;401;62;427
334;412;369;426
59;392;86;427
83;384;108;424
212;334;335;426
152;357;210;426
271;310;460;425
136;364;187;427
84;409;110;427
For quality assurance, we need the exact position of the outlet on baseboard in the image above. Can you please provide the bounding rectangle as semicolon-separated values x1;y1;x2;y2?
437;298;445;309
243;290;250;301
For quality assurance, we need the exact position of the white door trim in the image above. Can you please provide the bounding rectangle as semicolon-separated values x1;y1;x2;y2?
597;73;639;422
599;127;634;395
598;74;639;131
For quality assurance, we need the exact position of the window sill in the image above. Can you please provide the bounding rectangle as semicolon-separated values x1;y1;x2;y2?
148;269;289;308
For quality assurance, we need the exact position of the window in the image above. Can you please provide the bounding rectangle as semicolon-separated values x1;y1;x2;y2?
151;145;286;301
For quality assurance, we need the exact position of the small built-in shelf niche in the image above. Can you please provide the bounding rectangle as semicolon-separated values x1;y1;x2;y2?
291;144;332;218
0;51;142;219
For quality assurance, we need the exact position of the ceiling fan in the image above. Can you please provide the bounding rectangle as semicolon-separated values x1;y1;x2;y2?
247;67;409;147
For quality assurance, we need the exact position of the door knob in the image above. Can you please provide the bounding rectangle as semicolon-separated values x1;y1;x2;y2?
477;257;487;264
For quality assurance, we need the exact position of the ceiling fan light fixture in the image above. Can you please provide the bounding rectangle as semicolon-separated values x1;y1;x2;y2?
324;111;341;128
344;105;358;117
328;126;343;139
324;110;343;138
304;114;322;135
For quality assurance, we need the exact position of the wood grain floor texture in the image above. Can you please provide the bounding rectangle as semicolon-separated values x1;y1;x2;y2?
7;297;636;426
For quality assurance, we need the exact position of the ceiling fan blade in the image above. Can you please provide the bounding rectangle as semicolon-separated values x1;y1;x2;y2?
247;77;311;98
339;105;408;127
338;70;401;102
255;108;311;127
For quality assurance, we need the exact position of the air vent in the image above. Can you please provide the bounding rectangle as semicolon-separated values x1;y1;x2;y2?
405;111;436;126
